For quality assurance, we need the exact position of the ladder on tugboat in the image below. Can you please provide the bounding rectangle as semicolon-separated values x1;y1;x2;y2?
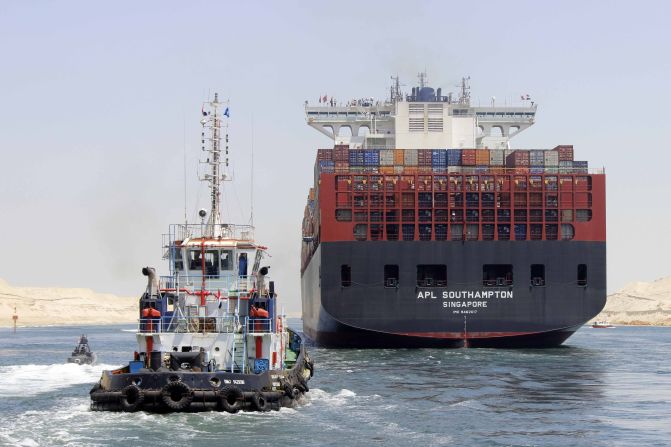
230;332;246;373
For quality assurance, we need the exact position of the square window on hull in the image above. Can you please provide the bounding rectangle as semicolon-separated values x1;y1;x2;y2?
417;265;447;287
483;264;513;287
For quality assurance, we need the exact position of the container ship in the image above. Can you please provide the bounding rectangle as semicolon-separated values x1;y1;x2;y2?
300;74;606;348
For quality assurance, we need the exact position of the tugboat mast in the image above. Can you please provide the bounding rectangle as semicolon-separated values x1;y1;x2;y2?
200;92;230;237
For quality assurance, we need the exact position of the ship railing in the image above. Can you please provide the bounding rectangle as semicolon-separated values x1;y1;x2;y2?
138;315;240;334
163;223;255;247
159;275;259;297
246;318;273;334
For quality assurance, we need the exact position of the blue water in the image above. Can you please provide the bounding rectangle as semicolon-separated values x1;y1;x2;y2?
1;324;670;446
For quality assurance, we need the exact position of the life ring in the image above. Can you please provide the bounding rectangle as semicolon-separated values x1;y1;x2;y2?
161;381;193;411
252;392;270;412
218;385;243;413
120;384;145;412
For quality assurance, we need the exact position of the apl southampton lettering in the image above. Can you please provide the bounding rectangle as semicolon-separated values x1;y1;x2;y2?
416;289;514;314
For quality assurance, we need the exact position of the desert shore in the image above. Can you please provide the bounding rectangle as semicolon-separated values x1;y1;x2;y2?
0;279;137;327
2;277;671;328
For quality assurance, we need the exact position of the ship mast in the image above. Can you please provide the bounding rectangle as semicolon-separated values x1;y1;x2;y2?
200;93;230;237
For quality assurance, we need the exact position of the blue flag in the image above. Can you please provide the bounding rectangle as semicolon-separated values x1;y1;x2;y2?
223;107;230;117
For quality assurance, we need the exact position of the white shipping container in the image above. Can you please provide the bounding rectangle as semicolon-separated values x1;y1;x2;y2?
544;150;559;166
404;149;418;166
379;149;395;166
489;149;505;166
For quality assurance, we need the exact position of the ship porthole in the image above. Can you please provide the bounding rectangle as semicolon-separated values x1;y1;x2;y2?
209;377;221;387
214;347;220;352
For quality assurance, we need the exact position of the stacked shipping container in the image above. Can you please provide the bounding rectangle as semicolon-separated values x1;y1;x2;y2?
313;145;588;179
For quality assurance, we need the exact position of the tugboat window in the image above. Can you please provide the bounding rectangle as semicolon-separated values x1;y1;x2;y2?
173;248;184;271
577;264;587;286
384;265;399;288
205;250;218;276
220;250;233;271
530;264;545;286
416;265;447;287
189;250;202;270
341;265;352;287
483;264;513;286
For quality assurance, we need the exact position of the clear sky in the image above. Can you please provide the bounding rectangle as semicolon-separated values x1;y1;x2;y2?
1;1;669;314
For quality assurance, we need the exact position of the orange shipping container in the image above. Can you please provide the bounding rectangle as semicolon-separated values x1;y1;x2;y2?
394;149;405;165
475;149;490;165
403;166;418;174
379;166;395;174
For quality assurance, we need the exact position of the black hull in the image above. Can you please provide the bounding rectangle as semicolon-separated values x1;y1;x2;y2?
301;241;606;348
90;336;314;413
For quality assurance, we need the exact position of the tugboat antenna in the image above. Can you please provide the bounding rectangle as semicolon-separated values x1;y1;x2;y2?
200;92;231;237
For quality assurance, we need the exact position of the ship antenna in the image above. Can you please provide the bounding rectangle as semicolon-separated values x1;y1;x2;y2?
183;111;188;228
250;114;255;227
199;92;230;237
459;76;471;105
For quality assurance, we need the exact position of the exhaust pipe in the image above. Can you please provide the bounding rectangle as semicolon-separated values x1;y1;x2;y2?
142;267;159;297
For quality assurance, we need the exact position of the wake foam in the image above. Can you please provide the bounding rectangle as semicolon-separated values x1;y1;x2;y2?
0;363;118;397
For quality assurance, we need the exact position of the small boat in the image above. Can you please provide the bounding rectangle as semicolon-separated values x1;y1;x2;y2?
90;94;313;413
67;334;96;365
591;321;614;328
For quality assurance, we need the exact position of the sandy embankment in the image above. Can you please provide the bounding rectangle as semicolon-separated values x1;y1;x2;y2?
0;279;137;327
595;277;671;326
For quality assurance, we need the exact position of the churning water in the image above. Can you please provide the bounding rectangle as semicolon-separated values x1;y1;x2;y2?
1;324;670;446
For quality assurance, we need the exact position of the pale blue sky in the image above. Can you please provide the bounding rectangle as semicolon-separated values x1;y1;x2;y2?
1;1;669;313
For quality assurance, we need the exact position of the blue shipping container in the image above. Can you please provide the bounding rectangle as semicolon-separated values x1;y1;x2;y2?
432;149;447;166
349;150;365;166
447;149;462;166
363;150;380;166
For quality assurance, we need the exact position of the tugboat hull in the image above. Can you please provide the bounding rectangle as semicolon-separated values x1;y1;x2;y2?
90;339;313;413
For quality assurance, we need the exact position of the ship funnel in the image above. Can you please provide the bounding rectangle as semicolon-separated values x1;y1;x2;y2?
142;267;159;297
256;266;270;294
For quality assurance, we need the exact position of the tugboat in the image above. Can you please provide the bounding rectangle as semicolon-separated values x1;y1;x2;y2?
90;94;313;413
591;321;615;328
67;334;96;365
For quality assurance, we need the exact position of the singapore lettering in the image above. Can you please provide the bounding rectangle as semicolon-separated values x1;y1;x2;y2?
416;290;513;314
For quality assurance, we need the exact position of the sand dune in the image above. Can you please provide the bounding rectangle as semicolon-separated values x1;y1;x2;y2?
595;277;671;326
0;279;137;327
3;276;671;327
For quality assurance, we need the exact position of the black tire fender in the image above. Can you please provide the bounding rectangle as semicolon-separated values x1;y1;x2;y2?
218;385;243;413
252;392;270;412
120;384;145;412
161;381;193;411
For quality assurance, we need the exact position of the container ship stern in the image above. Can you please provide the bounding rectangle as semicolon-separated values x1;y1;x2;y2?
301;74;606;348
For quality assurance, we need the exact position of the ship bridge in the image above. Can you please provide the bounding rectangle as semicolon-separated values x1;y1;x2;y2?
305;74;537;149
305;103;395;148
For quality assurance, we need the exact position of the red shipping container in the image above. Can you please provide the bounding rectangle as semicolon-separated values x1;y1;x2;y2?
334;145;349;162
418;149;433;166
506;150;530;167
461;149;477;166
553;145;574;162
317;149;333;161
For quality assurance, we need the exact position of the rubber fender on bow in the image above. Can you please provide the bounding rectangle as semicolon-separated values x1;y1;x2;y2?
161;381;193;411
218;385;244;413
252;392;270;412
120;384;145;412
305;359;314;378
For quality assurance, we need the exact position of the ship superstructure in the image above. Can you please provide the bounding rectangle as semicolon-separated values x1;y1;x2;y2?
301;74;606;348
91;94;312;413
